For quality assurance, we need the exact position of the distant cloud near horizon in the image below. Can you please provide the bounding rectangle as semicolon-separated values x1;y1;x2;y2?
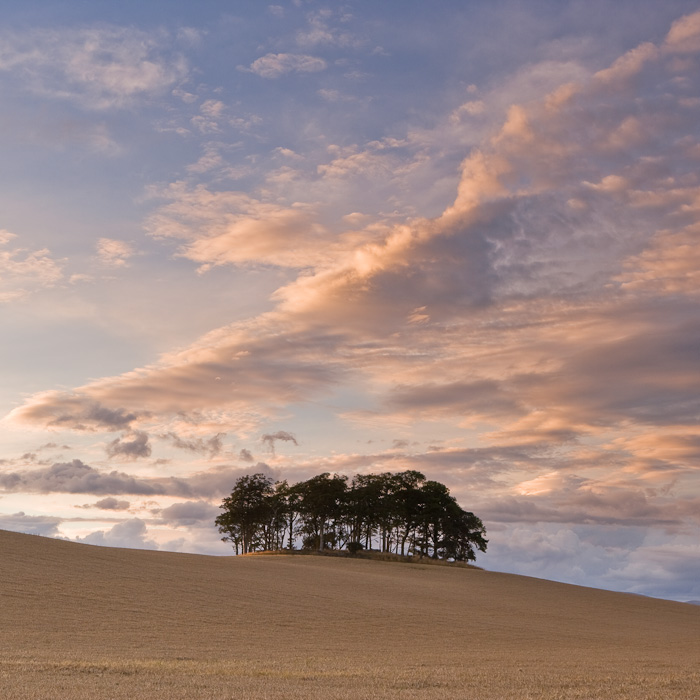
77;518;158;549
0;512;62;537
0;460;268;499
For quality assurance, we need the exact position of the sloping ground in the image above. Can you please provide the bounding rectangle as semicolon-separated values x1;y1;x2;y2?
0;529;698;699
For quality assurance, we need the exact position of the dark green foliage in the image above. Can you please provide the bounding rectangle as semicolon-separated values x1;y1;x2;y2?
346;540;364;554
215;473;275;554
216;470;487;562
294;472;347;551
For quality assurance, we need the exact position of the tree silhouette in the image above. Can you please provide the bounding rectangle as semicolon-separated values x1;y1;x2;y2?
216;470;487;561
215;473;275;554
295;472;347;551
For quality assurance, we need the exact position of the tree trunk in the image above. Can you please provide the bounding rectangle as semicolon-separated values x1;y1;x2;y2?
287;514;295;550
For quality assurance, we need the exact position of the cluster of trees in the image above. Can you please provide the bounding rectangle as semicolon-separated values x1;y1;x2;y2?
215;471;487;562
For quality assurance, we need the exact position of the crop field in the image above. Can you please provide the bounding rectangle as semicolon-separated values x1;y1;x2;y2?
1;528;698;699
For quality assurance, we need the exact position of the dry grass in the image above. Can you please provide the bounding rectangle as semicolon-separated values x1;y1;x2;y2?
1;529;698;698
244;547;482;568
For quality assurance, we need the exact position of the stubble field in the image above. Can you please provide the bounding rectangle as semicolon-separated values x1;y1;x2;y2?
0;528;698;699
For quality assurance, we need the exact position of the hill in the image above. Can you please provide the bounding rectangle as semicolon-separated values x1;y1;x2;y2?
0;528;697;699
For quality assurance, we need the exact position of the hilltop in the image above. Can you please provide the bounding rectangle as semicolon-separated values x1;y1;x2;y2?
241;546;483;567
0;528;697;699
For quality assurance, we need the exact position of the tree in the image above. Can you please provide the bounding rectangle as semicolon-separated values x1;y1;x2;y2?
347;472;387;550
295;472;347;551
390;470;426;556
272;479;300;551
216;470;487;563
215;473;275;554
410;480;452;558
440;508;488;562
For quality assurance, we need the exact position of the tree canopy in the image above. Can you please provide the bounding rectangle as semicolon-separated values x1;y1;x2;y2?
215;471;487;562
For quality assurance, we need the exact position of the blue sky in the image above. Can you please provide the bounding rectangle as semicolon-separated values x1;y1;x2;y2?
1;0;700;602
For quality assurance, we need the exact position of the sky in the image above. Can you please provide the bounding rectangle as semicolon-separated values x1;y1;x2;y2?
1;0;699;603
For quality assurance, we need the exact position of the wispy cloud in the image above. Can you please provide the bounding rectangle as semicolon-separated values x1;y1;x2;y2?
296;9;365;49
145;183;335;269
0;26;188;109
261;430;298;454
160;432;225;458
244;53;327;78
96;238;135;267
0;230;64;302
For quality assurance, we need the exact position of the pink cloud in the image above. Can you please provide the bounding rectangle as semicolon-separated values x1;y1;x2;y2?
664;10;700;54
146;183;338;269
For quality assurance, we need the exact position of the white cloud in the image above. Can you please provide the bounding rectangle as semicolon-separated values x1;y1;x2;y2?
77;518;158;549
296;9;364;49
96;238;135;267
0;26;188;109
245;53;327;79
317;88;358;103
486;523;700;601
0;230;65;302
449;100;486;123
172;88;197;103
159;500;219;527
0;511;62;537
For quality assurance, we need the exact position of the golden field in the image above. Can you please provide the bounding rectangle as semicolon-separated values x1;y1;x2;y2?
0;528;698;699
